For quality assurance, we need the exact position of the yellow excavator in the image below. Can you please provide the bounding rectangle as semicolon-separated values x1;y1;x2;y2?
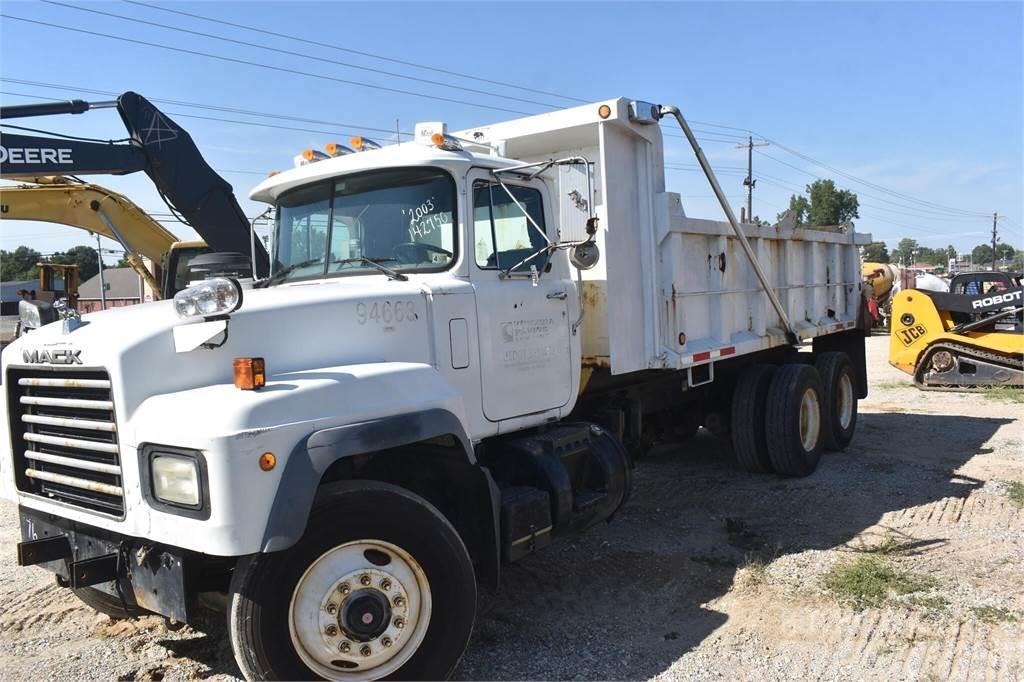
890;271;1023;389
0;176;210;301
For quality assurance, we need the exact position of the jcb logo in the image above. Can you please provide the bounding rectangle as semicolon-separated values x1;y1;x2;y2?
22;349;82;365
897;324;927;347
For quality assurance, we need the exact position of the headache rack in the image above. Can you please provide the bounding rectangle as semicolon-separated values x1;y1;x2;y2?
7;368;125;517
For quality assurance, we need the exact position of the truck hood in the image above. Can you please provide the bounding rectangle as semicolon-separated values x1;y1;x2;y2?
5;275;456;420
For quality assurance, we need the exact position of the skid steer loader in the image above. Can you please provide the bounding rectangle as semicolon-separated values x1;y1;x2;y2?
889;271;1023;389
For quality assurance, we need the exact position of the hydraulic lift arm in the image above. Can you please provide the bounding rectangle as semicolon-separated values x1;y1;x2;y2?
0;92;269;275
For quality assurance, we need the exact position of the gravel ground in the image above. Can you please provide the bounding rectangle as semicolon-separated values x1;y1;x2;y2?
1;334;1021;680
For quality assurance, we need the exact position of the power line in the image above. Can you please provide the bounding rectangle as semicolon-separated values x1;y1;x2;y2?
0;14;534;116
123;0;587;105
43;1;562;110
2;78;415;137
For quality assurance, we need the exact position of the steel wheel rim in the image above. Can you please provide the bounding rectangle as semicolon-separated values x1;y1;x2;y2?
289;539;432;681
799;388;821;452
837;374;854;430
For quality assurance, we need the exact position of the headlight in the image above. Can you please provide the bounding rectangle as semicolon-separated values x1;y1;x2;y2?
173;277;242;319
151;454;201;507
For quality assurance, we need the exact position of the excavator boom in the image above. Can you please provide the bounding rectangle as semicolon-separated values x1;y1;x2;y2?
0;92;268;274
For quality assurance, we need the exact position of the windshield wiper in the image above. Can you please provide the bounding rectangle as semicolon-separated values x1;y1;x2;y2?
259;258;323;287
334;257;408;281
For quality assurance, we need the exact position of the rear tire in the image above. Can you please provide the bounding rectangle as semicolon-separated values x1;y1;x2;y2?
765;364;825;477
730;364;777;473
228;481;476;681
815;352;858;451
72;586;149;620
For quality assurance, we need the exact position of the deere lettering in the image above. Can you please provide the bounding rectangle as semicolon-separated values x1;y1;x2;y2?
0;145;73;165
22;349;82;365
972;290;1023;309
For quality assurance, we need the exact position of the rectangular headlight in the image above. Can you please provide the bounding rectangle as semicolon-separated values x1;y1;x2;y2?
151;454;201;507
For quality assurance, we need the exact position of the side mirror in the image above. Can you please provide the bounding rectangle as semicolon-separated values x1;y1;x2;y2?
570;241;600;270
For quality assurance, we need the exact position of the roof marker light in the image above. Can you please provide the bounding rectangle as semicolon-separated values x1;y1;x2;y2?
293;149;329;167
431;132;463;152
350;136;381;152
325;142;354;157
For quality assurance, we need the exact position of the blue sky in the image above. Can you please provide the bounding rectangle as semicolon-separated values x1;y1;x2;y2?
1;1;1021;263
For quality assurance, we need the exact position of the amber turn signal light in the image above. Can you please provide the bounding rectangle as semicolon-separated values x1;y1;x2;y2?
258;452;276;471
233;357;266;390
598;104;612;119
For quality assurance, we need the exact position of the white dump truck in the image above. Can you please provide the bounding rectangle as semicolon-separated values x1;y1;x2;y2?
2;98;869;680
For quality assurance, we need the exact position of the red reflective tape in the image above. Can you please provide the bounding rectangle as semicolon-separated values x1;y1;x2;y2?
719;346;736;357
693;351;711;362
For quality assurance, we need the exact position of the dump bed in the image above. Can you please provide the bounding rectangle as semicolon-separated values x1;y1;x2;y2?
458;98;869;375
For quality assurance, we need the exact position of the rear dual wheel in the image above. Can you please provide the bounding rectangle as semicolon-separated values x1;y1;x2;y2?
732;363;826;476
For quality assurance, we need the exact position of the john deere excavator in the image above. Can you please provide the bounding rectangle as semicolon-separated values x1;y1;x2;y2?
0;91;269;304
0;175;209;300
890;271;1023;389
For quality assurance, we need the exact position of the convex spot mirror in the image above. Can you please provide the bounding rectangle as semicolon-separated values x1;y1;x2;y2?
570;241;600;270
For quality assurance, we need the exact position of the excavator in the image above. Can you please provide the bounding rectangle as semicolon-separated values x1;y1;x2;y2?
0;91;268;317
0;175;209;301
889;270;1023;389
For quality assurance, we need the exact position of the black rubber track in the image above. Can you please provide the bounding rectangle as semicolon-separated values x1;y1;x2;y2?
765;364;825;477
228;480;476;681
730;364;777;473
815;351;858;451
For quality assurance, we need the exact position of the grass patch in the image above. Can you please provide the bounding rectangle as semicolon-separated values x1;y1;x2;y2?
875;381;909;390
736;554;769;589
907;594;950;611
1006;481;1024;509
823;555;936;609
982;387;1024;404
971;606;1020;624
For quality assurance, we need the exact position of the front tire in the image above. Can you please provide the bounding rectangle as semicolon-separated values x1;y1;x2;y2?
228;481;476;681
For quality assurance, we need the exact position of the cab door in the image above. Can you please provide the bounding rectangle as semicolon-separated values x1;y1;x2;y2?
469;171;573;422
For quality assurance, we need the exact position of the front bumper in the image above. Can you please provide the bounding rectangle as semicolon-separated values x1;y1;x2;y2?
17;506;192;623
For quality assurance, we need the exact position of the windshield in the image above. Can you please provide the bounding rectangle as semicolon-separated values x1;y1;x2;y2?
271;167;456;283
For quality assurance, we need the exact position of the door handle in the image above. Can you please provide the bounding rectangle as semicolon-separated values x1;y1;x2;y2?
546;290;568;300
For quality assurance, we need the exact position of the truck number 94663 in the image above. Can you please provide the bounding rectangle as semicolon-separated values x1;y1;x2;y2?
356;300;418;325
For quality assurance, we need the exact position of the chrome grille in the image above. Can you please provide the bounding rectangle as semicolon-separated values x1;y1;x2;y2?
8;369;124;516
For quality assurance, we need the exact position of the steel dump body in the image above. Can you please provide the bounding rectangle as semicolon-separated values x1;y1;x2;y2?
457;97;869;376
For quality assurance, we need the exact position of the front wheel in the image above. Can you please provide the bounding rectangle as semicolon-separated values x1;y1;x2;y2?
228;481;476;681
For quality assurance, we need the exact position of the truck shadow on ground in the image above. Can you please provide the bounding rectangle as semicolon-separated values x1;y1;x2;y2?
453;411;1012;681
140;411;1010;681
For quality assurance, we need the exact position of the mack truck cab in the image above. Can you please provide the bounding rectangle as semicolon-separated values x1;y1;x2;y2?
2;98;868;680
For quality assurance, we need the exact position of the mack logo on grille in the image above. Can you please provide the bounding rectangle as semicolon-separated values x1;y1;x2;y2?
22;349;82;365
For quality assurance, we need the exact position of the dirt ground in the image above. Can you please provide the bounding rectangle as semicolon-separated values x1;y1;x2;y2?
1;334;1021;681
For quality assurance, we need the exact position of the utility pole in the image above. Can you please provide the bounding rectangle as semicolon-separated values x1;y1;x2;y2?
94;233;107;311
736;136;769;223
991;212;999;271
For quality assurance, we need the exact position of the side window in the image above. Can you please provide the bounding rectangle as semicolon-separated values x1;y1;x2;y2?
473;180;547;271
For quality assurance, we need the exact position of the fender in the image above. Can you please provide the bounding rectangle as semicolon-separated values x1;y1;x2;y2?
259;409;501;586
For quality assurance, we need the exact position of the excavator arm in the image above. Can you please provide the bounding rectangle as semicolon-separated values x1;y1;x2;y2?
0;177;177;298
0;92;269;274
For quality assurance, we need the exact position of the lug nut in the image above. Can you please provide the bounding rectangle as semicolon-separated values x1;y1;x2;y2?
360;574;372;586
325;625;338;637
393;596;405;608
326;603;337;615
360;645;372;657
381;637;393;648
339;641;351;653
338;583;351;596
393;617;405;629
380;578;392;591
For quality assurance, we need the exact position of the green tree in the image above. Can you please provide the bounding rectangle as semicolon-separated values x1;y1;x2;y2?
862;242;889;263
894;238;919;265
945;244;956;261
50;245;99;282
971;243;993;266
777;179;859;228
0;246;42;281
